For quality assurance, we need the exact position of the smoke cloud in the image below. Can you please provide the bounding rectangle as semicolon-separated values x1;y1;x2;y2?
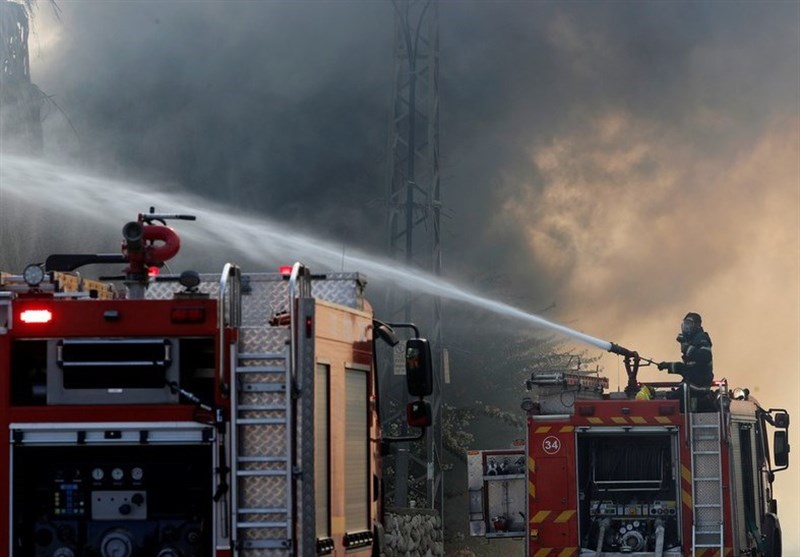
4;0;798;551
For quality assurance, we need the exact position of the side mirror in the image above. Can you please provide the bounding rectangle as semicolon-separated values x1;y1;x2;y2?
407;400;431;428
405;338;433;397
774;430;790;468
774;412;790;428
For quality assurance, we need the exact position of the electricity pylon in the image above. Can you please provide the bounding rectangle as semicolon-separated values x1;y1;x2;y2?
382;0;443;514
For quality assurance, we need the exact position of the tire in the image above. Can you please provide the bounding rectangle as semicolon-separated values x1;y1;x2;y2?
762;513;782;557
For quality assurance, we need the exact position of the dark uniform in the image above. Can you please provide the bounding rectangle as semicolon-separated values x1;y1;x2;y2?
658;312;713;389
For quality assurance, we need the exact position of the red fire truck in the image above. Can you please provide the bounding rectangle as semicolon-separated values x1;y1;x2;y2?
469;351;791;557
0;210;432;557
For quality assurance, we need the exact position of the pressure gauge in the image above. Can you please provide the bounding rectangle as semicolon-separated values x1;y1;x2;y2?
131;467;144;481
23;264;45;287
111;468;124;481
91;467;105;481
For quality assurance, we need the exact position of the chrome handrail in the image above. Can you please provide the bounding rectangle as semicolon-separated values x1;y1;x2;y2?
218;263;241;389
287;262;311;386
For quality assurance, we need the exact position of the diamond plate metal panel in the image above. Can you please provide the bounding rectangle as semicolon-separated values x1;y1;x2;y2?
695;480;721;504
310;273;366;309
238;475;287;509
693;434;719;454
695;504;722;525
240;327;289;355
145;270;365;313
693;453;720;479
692;413;720;427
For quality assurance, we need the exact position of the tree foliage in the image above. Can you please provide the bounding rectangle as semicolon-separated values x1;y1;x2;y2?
442;317;602;461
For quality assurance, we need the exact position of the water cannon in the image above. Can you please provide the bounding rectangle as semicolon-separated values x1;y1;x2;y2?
122;221;144;251
121;209;195;297
608;342;658;365
122;219;180;271
608;343;637;358
607;342;659;397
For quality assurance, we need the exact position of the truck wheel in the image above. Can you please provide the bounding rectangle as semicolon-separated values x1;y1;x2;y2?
762;514;781;557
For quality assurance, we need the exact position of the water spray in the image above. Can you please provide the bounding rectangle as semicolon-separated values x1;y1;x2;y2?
3;155;654;361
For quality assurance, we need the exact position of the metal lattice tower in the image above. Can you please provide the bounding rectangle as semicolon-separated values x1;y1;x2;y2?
383;0;442;512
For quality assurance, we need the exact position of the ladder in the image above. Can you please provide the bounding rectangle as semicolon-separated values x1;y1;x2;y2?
230;331;295;555
219;262;315;556
690;411;724;553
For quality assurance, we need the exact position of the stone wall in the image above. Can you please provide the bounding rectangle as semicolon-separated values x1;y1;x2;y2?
382;508;444;557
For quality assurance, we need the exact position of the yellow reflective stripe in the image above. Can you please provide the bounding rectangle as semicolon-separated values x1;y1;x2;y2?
655;416;673;424
630;416;647;424
611;417;628;424
559;425;574;433
694;550;722;557
681;465;692;482
532;549;577;557
531;510;551;524
587;417;603;424
536;426;552;434
529;457;536;497
682;489;693;508
554;510;575;523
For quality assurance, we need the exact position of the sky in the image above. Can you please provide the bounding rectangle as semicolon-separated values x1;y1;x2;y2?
2;0;799;552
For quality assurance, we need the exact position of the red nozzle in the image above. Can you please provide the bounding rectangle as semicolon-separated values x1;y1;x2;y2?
122;219;180;277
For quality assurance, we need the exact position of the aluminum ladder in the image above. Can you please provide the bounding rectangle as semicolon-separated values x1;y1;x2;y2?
690;410;724;553
230;333;294;555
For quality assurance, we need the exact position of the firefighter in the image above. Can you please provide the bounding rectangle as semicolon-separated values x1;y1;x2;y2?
658;312;713;394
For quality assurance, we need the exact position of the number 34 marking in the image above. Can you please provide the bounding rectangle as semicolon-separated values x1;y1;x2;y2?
542;436;561;455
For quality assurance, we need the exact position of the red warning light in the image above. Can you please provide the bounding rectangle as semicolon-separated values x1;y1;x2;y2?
148;266;160;277
278;265;293;276
20;309;53;324
171;306;206;324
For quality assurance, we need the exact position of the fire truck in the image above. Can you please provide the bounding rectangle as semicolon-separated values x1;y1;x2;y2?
0;210;433;557
469;348;791;557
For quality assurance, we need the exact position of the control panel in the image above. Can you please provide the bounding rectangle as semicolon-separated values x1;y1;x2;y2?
13;444;212;557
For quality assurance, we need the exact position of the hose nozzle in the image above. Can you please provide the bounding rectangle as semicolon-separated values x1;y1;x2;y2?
608;343;637;357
